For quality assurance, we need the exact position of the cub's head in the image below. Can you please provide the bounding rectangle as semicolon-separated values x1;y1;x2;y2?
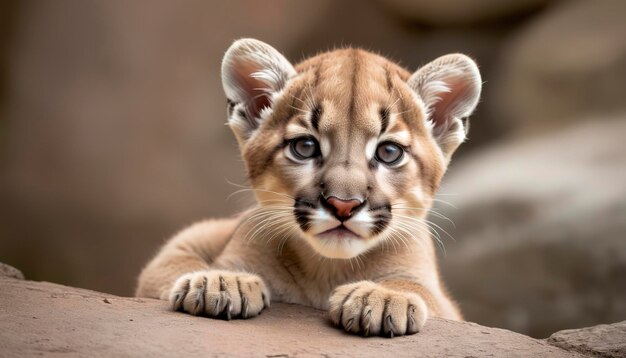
222;39;481;259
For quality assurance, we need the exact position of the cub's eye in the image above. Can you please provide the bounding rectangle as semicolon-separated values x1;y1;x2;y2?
290;137;320;160
375;142;404;165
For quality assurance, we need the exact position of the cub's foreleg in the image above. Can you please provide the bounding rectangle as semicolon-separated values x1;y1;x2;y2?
169;270;269;319
135;218;270;319
328;279;460;337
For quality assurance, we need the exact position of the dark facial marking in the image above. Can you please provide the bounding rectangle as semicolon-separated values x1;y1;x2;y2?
311;105;322;131
369;205;391;236
348;49;361;119
380;107;390;134
384;64;394;93
227;99;236;117
313;63;322;88
237;108;247;121
293;198;315;231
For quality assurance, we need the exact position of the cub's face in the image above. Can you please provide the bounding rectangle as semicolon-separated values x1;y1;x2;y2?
222;39;481;259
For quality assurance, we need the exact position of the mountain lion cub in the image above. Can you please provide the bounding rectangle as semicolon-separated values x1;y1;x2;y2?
136;38;481;337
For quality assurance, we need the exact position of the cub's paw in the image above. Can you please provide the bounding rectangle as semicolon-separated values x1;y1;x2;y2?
169;270;270;319
328;281;428;337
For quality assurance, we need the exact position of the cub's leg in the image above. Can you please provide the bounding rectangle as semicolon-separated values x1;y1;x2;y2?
136;217;270;319
170;270;269;319
329;280;457;337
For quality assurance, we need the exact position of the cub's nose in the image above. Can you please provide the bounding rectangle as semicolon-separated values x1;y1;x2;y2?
322;196;363;221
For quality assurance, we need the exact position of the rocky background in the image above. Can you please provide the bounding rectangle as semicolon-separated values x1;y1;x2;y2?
0;0;624;339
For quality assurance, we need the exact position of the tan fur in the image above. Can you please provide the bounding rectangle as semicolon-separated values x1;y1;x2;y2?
136;39;481;337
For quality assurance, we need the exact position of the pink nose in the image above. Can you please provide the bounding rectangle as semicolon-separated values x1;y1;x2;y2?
326;197;362;220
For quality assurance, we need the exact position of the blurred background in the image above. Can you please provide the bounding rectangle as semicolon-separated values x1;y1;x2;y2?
1;0;625;339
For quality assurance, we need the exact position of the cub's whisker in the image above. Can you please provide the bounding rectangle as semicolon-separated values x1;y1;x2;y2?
391;206;456;229
393;213;456;244
430;198;458;209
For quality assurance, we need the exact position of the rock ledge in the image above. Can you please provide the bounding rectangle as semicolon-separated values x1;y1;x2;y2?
0;266;622;357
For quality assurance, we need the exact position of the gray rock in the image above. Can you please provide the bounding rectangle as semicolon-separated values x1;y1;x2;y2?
548;321;626;358
375;0;548;25
495;0;626;133
438;116;626;338
0;262;24;280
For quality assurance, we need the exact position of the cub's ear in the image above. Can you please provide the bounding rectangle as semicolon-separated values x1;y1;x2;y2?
408;54;481;159
222;38;296;144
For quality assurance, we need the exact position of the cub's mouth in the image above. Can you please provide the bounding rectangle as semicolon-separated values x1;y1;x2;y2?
292;196;392;258
317;225;362;240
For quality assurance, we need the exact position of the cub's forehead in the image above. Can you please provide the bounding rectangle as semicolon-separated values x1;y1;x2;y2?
288;51;411;126
283;98;387;135
296;49;404;103
274;47;426;146
316;99;382;137
294;48;411;82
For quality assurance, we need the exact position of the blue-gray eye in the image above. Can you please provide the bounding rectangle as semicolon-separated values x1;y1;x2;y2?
375;142;403;165
290;137;320;159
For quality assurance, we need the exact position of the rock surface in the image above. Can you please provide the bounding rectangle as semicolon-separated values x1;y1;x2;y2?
0;275;581;357
548;321;626;358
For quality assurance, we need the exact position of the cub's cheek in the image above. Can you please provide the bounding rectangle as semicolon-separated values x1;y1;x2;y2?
280;157;318;184
408;185;425;204
374;168;397;199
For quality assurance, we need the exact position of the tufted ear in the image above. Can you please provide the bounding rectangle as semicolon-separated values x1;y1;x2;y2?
222;38;296;145
408;54;481;159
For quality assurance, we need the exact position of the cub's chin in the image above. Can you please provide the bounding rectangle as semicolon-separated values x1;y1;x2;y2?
301;227;380;259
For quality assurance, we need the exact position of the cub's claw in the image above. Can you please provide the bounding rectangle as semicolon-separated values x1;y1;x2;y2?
169;270;269;319
328;281;428;337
